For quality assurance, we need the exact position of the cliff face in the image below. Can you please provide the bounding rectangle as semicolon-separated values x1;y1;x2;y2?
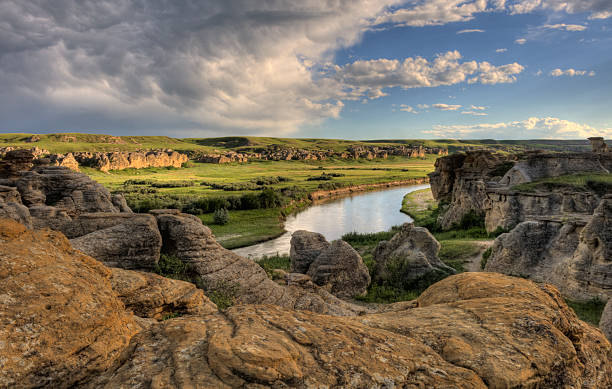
430;149;611;232
2;217;610;388
73;150;188;172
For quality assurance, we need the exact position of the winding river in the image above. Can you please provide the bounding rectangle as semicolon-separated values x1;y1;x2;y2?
232;184;430;259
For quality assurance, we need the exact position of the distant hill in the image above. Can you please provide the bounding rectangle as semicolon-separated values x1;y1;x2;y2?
0;133;592;154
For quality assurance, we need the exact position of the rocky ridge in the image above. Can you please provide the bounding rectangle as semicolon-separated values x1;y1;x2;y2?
1;217;610;388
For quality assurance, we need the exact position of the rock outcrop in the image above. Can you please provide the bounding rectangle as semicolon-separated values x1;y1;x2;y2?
2;218;612;388
289;230;330;273
486;196;612;301
429;146;611;232
0;219;140;388
70;214;162;270
373;223;456;289
73;149;188;172
306;240;370;298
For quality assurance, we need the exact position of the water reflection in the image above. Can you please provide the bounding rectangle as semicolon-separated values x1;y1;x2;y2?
233;184;430;259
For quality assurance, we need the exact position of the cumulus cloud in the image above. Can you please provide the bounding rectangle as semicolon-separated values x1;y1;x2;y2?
509;0;612;20
423;117;612;139
374;0;495;27
542;24;587;31
550;68;595;77
399;104;417;113
457;29;485;34
496;48;508;53
331;51;524;99
0;0;401;135
515;38;527;44
433;103;462;111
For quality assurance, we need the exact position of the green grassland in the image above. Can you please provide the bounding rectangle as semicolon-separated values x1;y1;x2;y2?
0;132;592;154
512;173;612;196
83;157;435;248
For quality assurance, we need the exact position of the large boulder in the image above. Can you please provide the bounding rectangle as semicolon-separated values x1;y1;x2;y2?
306;240;370;298
373;223;455;289
0;219;140;388
0;202;32;228
70;214;162;270
289;230;330;273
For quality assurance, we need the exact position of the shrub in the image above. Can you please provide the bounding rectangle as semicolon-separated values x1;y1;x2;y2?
256;254;291;279
155;254;188;280
213;208;230;225
198;279;241;310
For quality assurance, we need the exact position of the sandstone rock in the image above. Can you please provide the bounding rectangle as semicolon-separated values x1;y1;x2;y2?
49;152;80;171
110;268;217;320
0;149;34;179
0;202;32;228
373;223;455;288
89;272;612;388
306;239;370;298
29;205;73;231
15;166;120;215
551;195;612;301
74;150;188;172
289;230;330;273
71;214;162;270
0;219;139;388
0;185;21;203
601;299;612;343
428;151;466;202
111;193;132;213
485;220;582;282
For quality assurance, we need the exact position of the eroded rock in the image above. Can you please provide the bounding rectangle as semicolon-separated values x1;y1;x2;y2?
289;230;330;273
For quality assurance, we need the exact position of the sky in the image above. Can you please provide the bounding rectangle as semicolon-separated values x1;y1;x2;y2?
0;1;611;140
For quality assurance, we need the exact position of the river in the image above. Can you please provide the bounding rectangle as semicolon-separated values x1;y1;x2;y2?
232;184;430;259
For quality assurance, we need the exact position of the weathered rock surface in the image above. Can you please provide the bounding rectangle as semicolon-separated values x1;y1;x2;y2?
0;202;31;229
0;219;140;388
0;149;34;179
373;223;456;288
71;214;162;270
74;150;188;172
48;152;79;171
90;273;612;388
601;299;612;343
110;268;217;320
289;230;330;273
306;239;370;298
486;196;612;301
2;218;611;388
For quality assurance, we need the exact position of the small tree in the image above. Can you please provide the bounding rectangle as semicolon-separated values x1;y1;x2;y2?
213;208;230;225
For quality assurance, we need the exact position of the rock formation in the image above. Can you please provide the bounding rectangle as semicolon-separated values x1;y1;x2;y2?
485;195;612;302
429;145;611;232
589;136;610;153
2;220;611;388
373;223;456;289
306;240;371;298
289;230;330;273
73;149;188;172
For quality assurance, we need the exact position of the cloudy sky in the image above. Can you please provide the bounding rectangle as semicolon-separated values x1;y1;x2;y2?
1;1;611;139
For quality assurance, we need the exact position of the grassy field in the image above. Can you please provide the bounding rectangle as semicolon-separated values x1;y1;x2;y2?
83;157;435;248
0;132;592;154
512;173;612;196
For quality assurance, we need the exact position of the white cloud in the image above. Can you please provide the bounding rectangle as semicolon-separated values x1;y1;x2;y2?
535;70;543;76
462;111;488;116
550;68;595;77
457;29;485;34
433;103;462;111
542;24;587;31
399;104;418;113
471;105;487;110
331;51;524;99
515;38;527;44
417;104;430;109
374;0;493;27
509;0;612;20
496;48;508;53
423;117;612;139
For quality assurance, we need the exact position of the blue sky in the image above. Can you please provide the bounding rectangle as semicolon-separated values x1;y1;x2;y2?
0;1;611;139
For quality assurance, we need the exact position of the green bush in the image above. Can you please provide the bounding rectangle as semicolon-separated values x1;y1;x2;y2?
199;280;241;310
565;298;606;325
155;254;188;280
213;208;230;225
256;254;291;279
355;284;419;304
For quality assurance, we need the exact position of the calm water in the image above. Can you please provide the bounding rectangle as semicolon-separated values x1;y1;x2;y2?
232;184;430;259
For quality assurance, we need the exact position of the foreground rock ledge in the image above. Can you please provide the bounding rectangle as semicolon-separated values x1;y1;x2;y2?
1;219;611;388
